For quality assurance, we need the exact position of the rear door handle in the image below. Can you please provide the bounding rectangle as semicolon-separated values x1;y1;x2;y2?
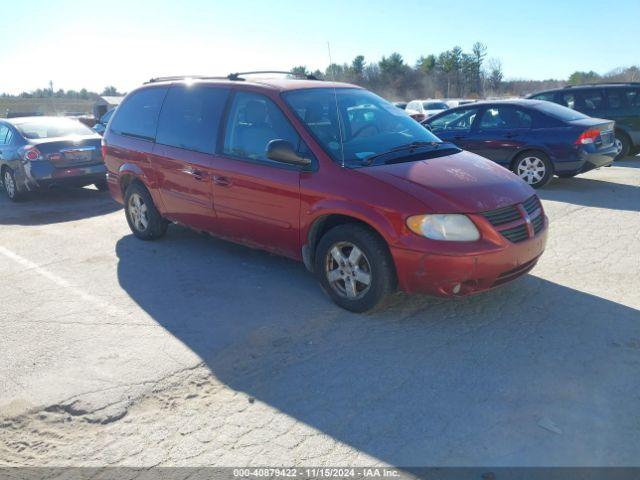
213;175;232;187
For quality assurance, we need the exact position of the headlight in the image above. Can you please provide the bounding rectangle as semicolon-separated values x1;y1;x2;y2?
406;214;480;241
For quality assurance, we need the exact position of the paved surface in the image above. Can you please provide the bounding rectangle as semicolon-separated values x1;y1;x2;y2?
1;160;639;467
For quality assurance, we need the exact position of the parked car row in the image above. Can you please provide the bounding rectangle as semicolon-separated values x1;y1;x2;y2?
1;74;634;312
423;99;618;188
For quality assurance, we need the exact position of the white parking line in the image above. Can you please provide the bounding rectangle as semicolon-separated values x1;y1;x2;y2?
0;245;128;319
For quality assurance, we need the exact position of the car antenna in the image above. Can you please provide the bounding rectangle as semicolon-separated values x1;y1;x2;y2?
327;42;345;167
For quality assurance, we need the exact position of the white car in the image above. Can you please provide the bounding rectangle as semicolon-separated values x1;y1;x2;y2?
405;100;449;122
444;99;477;108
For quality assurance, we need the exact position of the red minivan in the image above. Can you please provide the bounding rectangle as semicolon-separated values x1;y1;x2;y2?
103;74;548;312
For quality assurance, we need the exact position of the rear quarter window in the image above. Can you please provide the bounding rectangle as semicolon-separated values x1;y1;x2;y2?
534;101;588;122
109;87;168;140
155;85;230;154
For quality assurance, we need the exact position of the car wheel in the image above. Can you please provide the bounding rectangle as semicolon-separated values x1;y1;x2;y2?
614;132;631;160
512;152;553;189
94;179;109;192
315;224;396;313
124;182;168;240
2;167;24;202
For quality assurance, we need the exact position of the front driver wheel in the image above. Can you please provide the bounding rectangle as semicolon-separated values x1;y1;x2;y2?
315;224;396;312
124;182;168;240
512;152;553;189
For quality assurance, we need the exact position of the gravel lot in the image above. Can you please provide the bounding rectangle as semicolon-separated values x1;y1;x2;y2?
1;160;639;467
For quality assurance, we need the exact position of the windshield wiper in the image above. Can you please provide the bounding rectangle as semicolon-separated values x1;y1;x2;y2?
362;141;442;166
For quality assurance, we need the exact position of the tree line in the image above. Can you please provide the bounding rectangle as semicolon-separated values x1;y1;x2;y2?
291;44;640;101
0;84;123;100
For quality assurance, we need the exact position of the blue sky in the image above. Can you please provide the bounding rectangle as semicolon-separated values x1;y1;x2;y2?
1;0;638;94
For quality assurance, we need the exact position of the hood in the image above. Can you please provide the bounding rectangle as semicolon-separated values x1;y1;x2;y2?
358;150;534;213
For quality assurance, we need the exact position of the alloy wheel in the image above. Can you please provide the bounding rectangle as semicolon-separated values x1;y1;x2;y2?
324;241;372;299
128;193;149;232
4;170;16;199
517;156;546;185
615;138;623;156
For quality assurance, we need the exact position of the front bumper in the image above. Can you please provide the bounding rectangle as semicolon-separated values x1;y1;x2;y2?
391;221;548;296
16;160;107;190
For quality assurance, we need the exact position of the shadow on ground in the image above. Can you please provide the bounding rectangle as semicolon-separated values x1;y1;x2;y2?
541;160;640;212
116;228;640;465
0;187;121;226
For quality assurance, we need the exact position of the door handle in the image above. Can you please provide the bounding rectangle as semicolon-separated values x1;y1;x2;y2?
183;166;208;181
213;175;232;187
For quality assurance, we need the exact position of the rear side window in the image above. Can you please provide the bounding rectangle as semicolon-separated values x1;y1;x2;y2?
156;85;230;154
0;125;11;145
531;92;556;102
110;87;168;140
626;89;640;107
479;106;532;129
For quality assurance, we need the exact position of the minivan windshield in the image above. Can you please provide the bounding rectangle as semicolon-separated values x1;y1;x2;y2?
15;118;95;139
283;88;445;167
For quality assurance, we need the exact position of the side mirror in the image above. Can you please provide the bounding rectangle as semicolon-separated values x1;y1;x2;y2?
266;140;311;168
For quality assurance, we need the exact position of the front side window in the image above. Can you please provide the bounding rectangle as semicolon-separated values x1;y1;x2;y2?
479;106;532;129
223;91;302;162
284;88;442;167
15;118;94;139
156;85;229;154
109;87;168;140
429;107;479;131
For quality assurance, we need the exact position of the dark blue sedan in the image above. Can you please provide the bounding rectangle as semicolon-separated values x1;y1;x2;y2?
423;99;618;188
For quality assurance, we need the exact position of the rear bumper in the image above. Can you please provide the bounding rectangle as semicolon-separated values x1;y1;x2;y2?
391;222;548;296
554;145;617;175
16;160;106;190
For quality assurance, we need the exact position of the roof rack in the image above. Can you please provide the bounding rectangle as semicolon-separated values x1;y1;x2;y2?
565;82;640;88
147;71;320;84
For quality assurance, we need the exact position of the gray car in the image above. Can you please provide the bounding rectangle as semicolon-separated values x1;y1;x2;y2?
0;116;107;201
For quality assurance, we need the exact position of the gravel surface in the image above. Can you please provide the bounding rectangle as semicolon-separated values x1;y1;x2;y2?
1;160;639;467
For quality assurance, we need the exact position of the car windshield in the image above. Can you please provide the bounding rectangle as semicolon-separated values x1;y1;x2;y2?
423;102;448;110
15;118;95;139
283;88;443;167
533;101;588;122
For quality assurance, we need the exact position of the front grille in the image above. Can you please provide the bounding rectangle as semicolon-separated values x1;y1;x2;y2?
480;204;521;226
501;224;530;243
522;195;541;216
480;195;544;244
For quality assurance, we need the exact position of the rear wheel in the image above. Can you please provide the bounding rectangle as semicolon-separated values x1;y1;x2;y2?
315;224;396;313
512;152;553;189
614;132;631;160
2;167;24;202
124;182;168;240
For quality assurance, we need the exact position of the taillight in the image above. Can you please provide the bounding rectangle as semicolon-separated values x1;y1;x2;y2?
576;129;600;145
19;146;43;161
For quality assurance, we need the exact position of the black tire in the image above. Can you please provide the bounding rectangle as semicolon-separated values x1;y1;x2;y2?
94;179;109;192
614;131;631;160
511;151;553;189
2;167;24;202
124;182;168;240
556;173;577;179
314;224;396;313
